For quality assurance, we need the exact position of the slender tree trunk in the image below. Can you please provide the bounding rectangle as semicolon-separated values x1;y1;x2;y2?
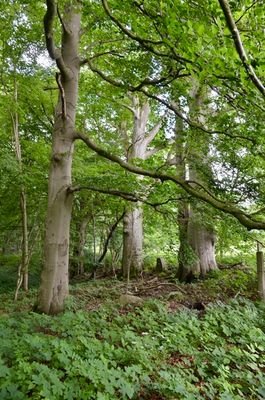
11;81;29;295
20;191;29;290
37;3;81;314
71;214;90;277
76;215;90;275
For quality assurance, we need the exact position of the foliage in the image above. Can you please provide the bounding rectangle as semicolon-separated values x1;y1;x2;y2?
203;268;257;299
0;285;265;399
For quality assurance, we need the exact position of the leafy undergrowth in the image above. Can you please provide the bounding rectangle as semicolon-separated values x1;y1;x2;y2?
0;269;265;399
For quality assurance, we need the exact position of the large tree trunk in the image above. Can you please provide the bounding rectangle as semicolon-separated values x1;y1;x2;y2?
187;216;217;276
177;206;217;282
121;96;161;278
37;2;81;314
173;85;217;282
122;207;143;278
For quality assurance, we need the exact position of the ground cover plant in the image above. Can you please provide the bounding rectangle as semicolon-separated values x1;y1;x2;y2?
0;271;265;400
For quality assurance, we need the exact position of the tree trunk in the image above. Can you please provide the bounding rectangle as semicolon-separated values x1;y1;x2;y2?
76;215;90;275
122;207;143;278
121;96;161;278
37;3;81;314
11;81;29;295
173;85;217;282
177;208;217;282
21;190;29;291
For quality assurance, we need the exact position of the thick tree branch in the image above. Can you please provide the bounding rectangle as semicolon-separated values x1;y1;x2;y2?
144;146;163;159
144;120;162;147
218;0;265;97
44;0;57;59
75;131;265;230
87;58;177;93
44;0;70;78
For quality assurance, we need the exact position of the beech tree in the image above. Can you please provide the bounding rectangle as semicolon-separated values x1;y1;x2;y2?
37;0;82;314
121;95;162;278
175;83;217;281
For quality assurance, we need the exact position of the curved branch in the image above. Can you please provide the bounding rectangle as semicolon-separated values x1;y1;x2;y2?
44;0;57;59
44;0;70;77
102;0;162;45
87;59;177;92
218;0;265;97
101;0;191;64
235;0;259;24
86;59;125;87
70;185;139;202
69;185;180;209
75;131;265;230
80;50;124;66
97;212;125;264
82;59;256;145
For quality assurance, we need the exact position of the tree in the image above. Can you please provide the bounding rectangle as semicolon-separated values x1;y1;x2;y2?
121;95;162;278
175;82;217;281
37;0;81;314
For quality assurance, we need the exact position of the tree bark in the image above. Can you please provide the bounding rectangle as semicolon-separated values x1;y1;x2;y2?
11;81;29;296
121;96;161;278
174;86;217;282
177;208;217;281
122;207;143;278
71;214;90;276
37;2;81;314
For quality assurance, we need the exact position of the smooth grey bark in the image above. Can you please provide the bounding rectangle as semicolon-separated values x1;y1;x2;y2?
121;96;161;278
37;2;81;314
177;209;217;281
122;206;143;277
173;86;217;282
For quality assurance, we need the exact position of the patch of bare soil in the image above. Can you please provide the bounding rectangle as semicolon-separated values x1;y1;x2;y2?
71;273;231;313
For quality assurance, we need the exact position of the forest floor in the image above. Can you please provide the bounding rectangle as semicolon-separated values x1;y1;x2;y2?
69;264;258;313
0;267;265;399
0;262;258;315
